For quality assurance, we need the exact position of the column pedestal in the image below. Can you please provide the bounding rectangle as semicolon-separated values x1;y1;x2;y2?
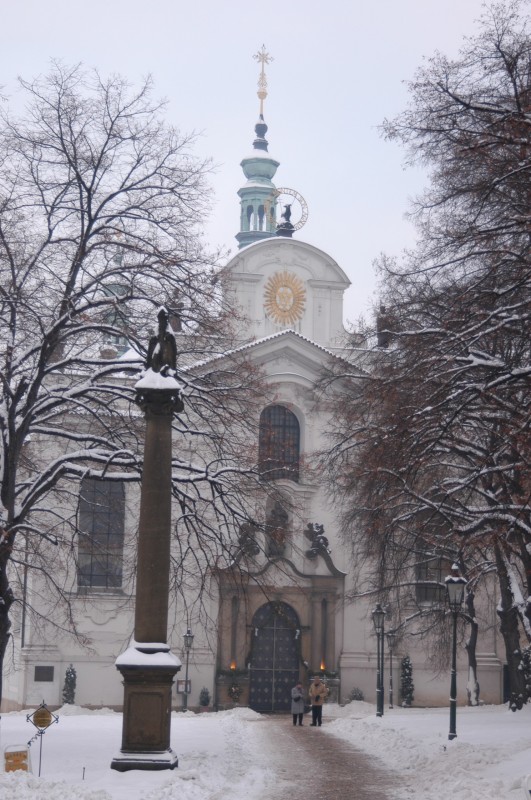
111;646;180;771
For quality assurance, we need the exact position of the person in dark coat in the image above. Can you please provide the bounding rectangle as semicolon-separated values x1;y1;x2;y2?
308;675;329;726
291;682;305;726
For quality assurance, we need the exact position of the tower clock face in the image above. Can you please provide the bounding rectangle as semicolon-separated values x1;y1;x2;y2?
264;271;306;325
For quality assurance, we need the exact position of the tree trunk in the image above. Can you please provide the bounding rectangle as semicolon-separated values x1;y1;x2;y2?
464;589;480;706
0;543;14;708
494;543;527;710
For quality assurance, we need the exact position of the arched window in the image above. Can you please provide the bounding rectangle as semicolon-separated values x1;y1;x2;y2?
258;405;300;482
78;478;125;589
246;204;254;231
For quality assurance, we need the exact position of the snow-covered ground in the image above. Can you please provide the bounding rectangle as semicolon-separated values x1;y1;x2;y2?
0;702;529;799
328;701;531;799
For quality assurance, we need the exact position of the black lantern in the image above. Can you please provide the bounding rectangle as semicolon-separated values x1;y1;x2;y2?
445;574;467;611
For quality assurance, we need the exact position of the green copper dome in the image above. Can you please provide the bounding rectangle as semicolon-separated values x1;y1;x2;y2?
236;115;280;249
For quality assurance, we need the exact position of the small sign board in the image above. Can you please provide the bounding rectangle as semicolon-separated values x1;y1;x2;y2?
4;745;30;773
27;703;58;732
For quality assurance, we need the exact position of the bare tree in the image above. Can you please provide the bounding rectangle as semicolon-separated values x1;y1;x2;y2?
0;63;265;702
323;1;531;708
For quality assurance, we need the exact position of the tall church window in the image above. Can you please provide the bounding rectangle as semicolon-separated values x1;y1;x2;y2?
415;553;446;605
78;478;125;589
258;405;300;482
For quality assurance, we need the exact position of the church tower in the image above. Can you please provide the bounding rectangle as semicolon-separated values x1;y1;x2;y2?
235;46;280;249
228;48;350;348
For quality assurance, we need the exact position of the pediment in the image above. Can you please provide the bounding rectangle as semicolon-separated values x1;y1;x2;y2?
217;553;346;584
190;329;368;389
227;238;351;289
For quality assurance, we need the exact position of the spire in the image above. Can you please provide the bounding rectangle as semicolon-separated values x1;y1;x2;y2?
236;46;280;249
253;44;273;117
253;115;269;152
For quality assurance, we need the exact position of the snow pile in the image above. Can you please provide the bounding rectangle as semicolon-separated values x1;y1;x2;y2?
115;645;181;668
0;772;112;800
0;705;275;800
135;368;181;391
211;706;262;722
54;705;119;716
326;702;531;799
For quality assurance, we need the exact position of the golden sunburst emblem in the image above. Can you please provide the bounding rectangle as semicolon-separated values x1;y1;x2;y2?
264;271;306;325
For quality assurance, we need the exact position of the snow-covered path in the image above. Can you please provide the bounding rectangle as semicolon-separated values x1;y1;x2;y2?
261;715;398;800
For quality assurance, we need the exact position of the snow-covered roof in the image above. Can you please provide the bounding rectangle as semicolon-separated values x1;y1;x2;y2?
119;346;142;362
241;151;279;163
188;328;362;372
241;180;278;189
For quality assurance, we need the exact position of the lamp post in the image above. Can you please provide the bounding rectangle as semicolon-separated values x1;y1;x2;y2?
182;628;194;711
372;603;386;717
445;566;467;740
386;630;396;709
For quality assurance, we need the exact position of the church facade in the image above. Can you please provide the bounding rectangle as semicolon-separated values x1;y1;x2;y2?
210;106;504;712
2;74;506;715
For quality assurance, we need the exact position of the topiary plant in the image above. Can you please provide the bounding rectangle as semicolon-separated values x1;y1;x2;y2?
62;663;77;705
199;686;211;707
400;655;414;707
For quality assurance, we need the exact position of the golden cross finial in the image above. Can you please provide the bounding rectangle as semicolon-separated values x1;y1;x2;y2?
253;45;273;116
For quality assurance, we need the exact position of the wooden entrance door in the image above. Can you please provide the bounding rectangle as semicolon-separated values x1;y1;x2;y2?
249;602;300;712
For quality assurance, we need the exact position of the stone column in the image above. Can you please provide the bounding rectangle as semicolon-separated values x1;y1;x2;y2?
134;391;175;644
111;310;184;772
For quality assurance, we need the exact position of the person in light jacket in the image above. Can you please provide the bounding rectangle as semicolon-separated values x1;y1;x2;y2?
291;682;305;726
308;675;329;726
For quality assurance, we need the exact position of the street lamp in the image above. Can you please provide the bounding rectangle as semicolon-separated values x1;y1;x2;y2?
445;566;467;740
386;630;397;709
182;628;194;712
372;603;386;717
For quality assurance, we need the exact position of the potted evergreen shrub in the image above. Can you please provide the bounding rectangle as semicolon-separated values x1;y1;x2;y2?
400;655;414;707
62;664;77;705
199;686;211;711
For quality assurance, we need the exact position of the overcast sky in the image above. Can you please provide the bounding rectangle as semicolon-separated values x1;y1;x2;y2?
0;0;492;326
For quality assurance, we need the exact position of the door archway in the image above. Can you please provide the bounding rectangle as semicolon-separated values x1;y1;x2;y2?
249;601;300;712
